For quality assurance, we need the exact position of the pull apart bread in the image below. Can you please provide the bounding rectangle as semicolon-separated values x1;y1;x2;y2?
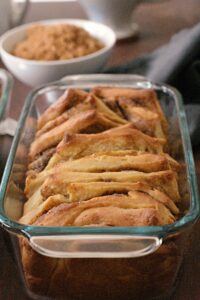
19;87;182;299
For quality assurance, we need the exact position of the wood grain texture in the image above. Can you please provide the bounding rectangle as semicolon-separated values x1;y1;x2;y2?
0;0;200;299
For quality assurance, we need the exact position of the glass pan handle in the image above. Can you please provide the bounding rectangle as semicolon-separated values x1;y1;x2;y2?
30;234;162;258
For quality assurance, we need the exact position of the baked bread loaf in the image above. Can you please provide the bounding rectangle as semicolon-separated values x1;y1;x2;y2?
19;87;183;299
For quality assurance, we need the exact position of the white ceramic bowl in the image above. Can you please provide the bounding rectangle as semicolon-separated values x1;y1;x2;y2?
0;19;116;86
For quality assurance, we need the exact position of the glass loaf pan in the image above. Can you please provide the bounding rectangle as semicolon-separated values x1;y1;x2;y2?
0;74;199;300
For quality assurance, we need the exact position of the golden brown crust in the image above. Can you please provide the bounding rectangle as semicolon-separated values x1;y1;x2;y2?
37;88;88;130
48;152;174;173
93;87;158;103
23;188;43;215
40;170;179;203
25;151;177;197
92;87;168;132
31;110;98;160
64;182;179;214
49;125;165;165
26;191;174;227
24;169;180;215
19;194;68;225
21;182;179;225
30;110;123;161
88;94;128;125
36;93;127;139
118;98;166;139
20;192;175;226
36;98;95;138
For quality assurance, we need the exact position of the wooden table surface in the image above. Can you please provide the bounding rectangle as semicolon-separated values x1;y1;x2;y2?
0;0;200;299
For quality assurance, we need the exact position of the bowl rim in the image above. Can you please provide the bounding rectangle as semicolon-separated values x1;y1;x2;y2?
0;18;116;66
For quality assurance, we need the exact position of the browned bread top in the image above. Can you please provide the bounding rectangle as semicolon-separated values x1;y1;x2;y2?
22;86;181;229
30;192;175;227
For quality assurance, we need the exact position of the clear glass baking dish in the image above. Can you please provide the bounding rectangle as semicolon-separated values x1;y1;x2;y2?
0;74;199;300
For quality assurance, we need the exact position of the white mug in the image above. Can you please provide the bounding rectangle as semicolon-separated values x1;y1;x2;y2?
78;0;159;39
0;0;29;36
